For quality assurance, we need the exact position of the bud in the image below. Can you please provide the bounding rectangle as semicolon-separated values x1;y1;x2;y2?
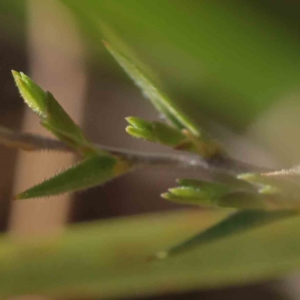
12;70;47;117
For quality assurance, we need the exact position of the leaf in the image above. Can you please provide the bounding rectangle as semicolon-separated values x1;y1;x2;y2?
12;71;100;156
1;208;300;298
64;1;300;129
126;116;195;150
126;116;221;157
15;156;131;200
104;43;199;136
238;169;300;208
162;180;229;206
105;43;222;158
155;209;297;259
162;178;265;209
12;70;47;117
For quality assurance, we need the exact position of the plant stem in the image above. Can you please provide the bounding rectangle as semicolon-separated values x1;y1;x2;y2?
0;126;268;175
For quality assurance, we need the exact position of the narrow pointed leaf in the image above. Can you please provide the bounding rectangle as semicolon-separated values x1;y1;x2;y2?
105;43;222;158
163;178;265;209
126;117;194;150
176;178;254;192
126;116;221;156
12;71;99;156
42;92;89;147
105;43;200;136
15;156;131;200
162;180;229;206
12;70;47;117
162;187;215;206
155;209;297;259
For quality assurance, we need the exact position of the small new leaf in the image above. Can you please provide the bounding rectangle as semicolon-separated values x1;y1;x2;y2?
12;71;100;156
126;117;194;150
105;42;223;158
104;42;200;136
162;179;230;207
126;116;221;156
12;70;47;117
163;178;265;209
15;156;131;200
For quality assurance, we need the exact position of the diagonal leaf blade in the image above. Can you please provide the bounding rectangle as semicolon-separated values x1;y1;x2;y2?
12;71;100;156
155;209;297;259
104;42;201;136
162;178;265;209
105;42;223;157
15;156;131;200
0;209;300;298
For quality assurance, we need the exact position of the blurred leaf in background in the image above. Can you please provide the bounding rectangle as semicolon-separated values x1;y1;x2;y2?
0;0;25;42
2;0;300;298
62;0;300;132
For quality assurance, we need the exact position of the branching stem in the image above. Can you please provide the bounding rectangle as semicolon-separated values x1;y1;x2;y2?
0;126;268;175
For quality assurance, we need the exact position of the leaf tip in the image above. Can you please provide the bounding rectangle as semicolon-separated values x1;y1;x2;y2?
11;69;19;78
14;193;25;200
237;173;257;182
160;192;170;200
125;125;135;135
126;125;154;141
12;70;47;117
125;116;136;126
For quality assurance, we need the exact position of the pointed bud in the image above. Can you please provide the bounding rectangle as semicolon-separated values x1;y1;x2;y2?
12;70;47;117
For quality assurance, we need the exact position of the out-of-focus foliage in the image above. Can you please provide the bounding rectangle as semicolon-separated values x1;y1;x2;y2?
2;1;300;298
63;0;300;129
1;209;300;298
0;0;25;42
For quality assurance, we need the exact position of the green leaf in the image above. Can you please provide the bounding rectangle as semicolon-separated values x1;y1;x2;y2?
126;116;221;157
105;42;222;158
12;70;47;117
155;209;297;259
162;178;265;209
238;169;300;208
64;1;300;129
162;187;216;206
126;117;193;149
162;180;229;206
12;71;100;156
104;42;200;136
15;156;131;200
1;208;300;298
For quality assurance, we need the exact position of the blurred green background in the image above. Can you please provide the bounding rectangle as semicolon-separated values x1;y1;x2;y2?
4;0;300;161
63;0;300;128
63;1;300;167
1;1;300;299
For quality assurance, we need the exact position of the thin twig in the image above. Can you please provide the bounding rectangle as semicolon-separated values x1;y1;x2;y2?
0;126;269;175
